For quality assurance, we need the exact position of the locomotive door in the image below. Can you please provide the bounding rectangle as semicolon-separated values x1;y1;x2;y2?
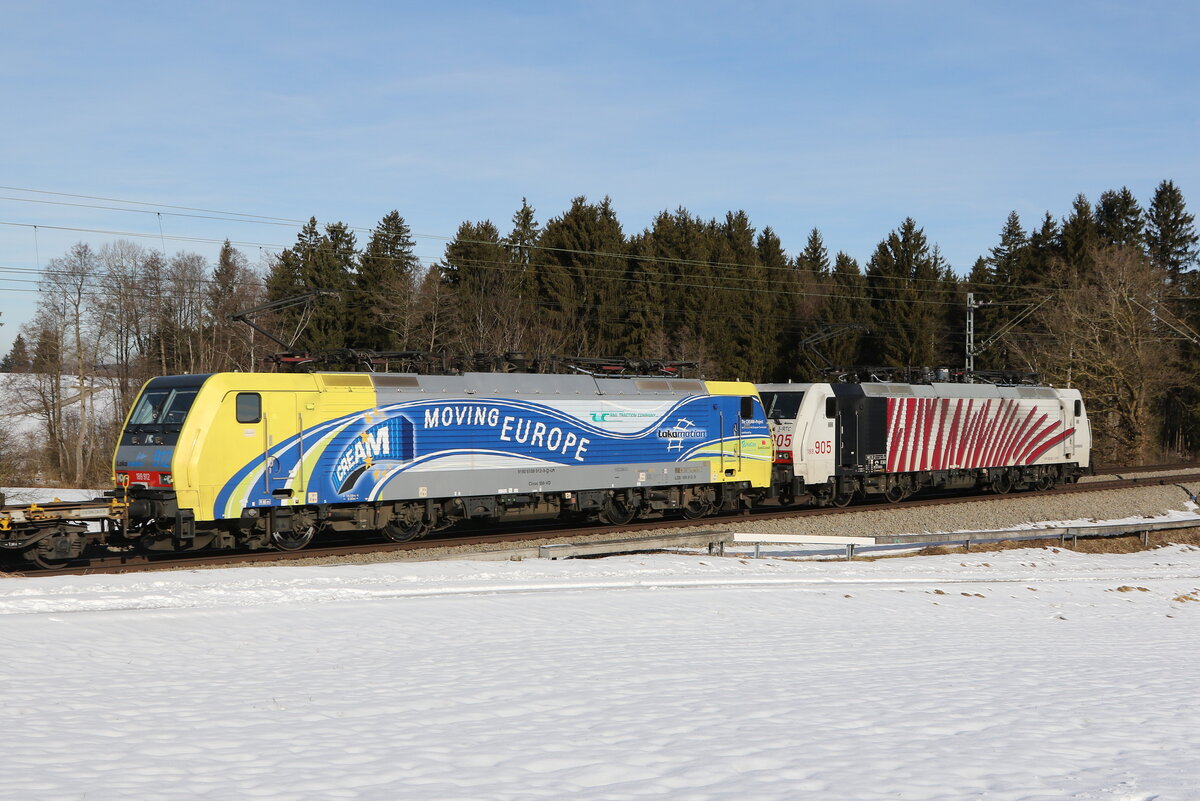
795;388;836;484
260;392;304;502
1061;397;1076;460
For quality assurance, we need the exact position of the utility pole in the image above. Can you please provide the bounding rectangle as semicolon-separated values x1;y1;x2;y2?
966;292;1048;383
965;292;987;382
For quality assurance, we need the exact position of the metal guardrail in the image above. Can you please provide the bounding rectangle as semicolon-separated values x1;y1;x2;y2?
727;517;1200;560
400;517;1200;563
730;533;877;561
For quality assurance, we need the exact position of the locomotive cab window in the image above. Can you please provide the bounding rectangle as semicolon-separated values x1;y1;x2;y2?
761;391;804;421
825;398;837;419
740;396;756;420
1074;400;1082;417
236;393;262;424
129;388;198;426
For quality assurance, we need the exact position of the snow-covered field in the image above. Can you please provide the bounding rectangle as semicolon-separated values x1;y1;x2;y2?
0;486;102;505
4;544;1200;800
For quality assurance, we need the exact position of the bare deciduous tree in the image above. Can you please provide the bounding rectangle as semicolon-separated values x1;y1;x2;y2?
1038;246;1178;465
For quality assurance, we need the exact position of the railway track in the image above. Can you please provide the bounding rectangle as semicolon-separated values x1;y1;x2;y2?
7;467;1200;578
1088;462;1196;477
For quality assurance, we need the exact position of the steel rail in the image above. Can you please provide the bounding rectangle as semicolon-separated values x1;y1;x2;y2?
8;470;1200;578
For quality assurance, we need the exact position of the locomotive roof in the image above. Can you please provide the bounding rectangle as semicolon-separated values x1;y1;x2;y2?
756;380;1069;400
327;371;711;397
836;382;1063;399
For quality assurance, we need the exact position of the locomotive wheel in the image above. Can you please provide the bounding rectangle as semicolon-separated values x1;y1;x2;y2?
682;499;714;520
271;523;317;551
991;472;1013;494
830;491;854;508
1035;474;1056;491
382;517;426;543
884;484;906;503
599;495;637;525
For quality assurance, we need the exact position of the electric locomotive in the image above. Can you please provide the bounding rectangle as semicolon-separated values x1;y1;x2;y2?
112;371;773;552
758;380;1090;506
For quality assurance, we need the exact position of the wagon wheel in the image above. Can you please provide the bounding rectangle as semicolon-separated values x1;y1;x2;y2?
28;548;72;570
599;495;638;526
271;522;317;551
26;527;85;569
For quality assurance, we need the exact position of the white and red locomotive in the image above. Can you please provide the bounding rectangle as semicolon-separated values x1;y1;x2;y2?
757;380;1090;507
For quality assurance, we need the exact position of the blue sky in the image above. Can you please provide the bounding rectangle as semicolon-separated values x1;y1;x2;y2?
1;0;1196;355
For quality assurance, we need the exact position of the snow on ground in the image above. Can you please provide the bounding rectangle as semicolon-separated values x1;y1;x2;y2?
724;504;1200;560
1;486;103;505
4;545;1200;800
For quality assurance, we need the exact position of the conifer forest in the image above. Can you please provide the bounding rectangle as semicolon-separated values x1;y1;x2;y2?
2;181;1197;484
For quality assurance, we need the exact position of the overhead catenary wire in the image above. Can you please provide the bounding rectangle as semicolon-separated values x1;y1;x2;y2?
0;253;1007;337
0;215;1100;312
3;185;1190;359
0;269;1083;345
1;248;1182;344
0;185;1086;294
0;256;981;311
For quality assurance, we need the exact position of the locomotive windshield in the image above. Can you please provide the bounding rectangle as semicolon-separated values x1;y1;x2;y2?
129;388;198;426
125;375;210;434
760;391;804;421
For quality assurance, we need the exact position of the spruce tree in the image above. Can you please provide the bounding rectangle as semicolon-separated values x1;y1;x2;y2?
442;220;518;354
306;222;356;352
713;210;769;380
988;211;1030;301
351;211;421;351
207;240;258;370
1146;180;1200;453
620;230;668;360
1061;194;1100;279
265;218;356;354
0;333;30;372
796;228;830;273
532;196;629;356
505;198;541;304
1095;187;1146;250
816;252;868;372
777;228;827;379
662;208;713;364
966;256;993;288
863;218;943;368
1026;212;1062;280
756;226;791;379
1147;179;1198;279
932;246;964;368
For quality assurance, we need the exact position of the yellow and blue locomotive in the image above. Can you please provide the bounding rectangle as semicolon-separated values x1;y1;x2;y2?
113;371;773;551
